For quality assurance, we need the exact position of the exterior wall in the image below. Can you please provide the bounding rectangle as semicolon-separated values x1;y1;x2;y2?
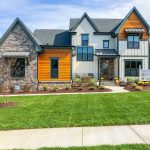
72;17;117;79
0;24;37;90
119;12;149;40
119;56;149;80
119;40;149;56
38;49;71;81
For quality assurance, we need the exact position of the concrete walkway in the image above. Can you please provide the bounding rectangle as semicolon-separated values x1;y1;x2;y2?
0;125;149;149
0;86;129;97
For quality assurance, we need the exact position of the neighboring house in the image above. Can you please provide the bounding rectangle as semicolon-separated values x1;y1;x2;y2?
0;7;149;89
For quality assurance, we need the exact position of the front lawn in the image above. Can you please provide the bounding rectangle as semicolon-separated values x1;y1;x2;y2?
0;92;150;130
39;145;150;150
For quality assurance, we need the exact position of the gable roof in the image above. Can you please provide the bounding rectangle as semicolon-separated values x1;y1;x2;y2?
70;12;100;32
114;7;150;34
70;18;123;33
0;18;42;52
33;29;71;46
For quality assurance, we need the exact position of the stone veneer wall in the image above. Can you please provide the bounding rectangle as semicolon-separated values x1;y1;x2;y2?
0;24;37;91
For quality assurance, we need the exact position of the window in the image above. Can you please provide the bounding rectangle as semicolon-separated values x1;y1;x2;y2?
125;60;142;76
127;35;140;49
81;34;89;46
103;40;109;48
51;58;59;78
77;47;93;61
11;58;25;77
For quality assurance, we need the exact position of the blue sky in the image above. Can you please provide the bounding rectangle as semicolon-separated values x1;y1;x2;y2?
0;0;150;36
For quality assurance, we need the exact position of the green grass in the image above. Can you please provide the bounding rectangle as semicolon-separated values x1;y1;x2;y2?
39;145;150;150
0;92;150;130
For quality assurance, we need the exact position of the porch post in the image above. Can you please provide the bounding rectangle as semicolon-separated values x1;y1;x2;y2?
98;57;100;81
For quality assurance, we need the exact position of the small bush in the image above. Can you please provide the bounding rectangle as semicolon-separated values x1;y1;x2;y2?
88;86;96;90
97;85;105;90
134;86;143;91
43;84;48;91
131;83;138;88
23;84;31;92
127;77;134;84
64;84;71;90
74;78;82;86
78;86;83;91
52;84;59;92
81;76;91;83
138;81;145;86
89;79;97;86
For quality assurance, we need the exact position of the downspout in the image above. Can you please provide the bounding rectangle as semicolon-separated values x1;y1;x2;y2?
117;35;120;79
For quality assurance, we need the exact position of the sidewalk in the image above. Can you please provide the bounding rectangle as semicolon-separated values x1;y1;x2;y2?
0;86;129;97
0;125;149;149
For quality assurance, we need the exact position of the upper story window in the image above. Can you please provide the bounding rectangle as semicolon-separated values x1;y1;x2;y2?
81;34;89;46
103;40;109;49
127;35;140;49
77;46;93;61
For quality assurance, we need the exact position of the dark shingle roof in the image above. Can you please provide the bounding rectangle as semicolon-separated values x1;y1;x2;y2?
69;18;123;32
33;29;71;46
96;49;119;58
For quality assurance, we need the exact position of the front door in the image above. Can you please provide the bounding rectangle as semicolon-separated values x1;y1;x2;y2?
101;59;114;80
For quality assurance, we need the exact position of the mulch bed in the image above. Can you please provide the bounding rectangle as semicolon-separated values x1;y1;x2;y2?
124;85;150;92
0;102;16;108
0;87;112;95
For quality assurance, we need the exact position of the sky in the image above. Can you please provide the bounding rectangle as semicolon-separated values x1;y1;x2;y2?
0;0;150;36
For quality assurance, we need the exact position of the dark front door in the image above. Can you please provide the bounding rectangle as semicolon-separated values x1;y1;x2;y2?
101;59;114;80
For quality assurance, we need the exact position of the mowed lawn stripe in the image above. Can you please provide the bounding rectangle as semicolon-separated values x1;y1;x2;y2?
0;92;150;130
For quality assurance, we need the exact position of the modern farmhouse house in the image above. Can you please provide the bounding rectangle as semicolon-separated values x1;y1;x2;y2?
0;7;149;88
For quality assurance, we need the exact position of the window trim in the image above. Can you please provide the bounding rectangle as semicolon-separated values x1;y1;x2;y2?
77;46;94;61
127;34;140;49
103;40;109;49
124;60;142;77
50;57;59;79
11;58;25;78
81;34;89;46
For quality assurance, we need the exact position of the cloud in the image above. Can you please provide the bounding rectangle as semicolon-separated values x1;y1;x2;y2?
0;0;150;36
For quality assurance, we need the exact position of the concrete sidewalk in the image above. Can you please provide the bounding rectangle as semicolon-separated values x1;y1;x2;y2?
0;86;129;97
0;125;149;149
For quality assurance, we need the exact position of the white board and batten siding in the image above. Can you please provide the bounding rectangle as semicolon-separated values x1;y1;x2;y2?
72;17;117;78
119;40;149;79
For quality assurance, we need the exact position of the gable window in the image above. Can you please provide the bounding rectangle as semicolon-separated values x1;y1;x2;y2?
125;60;142;76
77;47;93;61
103;40;109;49
127;35;140;49
51;58;59;78
81;34;89;46
11;58;25;77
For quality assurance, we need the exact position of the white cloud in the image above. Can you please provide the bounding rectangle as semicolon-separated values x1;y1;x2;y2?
0;0;150;36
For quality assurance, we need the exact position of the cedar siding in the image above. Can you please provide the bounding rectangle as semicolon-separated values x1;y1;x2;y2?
38;49;71;81
119;12;149;40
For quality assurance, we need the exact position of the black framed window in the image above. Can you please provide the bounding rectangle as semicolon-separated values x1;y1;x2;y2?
103;40;109;48
81;34;89;46
51;58;59;78
11;58;25;77
127;35;140;49
77;47;93;61
125;60;142;76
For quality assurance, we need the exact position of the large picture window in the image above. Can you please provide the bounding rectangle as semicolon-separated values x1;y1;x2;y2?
51;58;59;78
127;35;140;49
81;34;89;46
125;60;142;76
11;58;25;77
77;47;93;61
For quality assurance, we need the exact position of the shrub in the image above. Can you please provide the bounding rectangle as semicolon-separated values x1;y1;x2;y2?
127;77;134;84
131;83;138;88
134;78;139;84
97;85;105;90
23;84;31;92
10;85;15;93
81;76;91;83
43;84;48;91
64;84;71;90
52;84;59;92
119;81;126;86
89;78;97;86
134;86;143;91
78;86;83;91
88;86;96;90
138;81;145;86
74;78;82;86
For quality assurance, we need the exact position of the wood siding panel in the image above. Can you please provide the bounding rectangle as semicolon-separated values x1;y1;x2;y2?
119;12;149;40
38;49;71;81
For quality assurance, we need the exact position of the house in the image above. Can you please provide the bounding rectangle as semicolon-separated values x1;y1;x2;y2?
0;7;149;89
